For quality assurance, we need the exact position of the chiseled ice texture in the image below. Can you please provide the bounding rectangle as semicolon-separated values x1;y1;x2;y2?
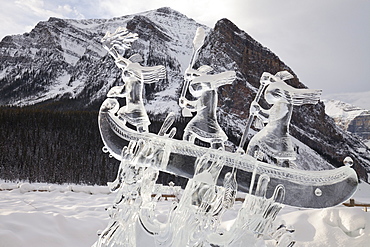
179;27;236;149
94;27;358;247
246;71;322;167
102;27;166;133
93;139;294;247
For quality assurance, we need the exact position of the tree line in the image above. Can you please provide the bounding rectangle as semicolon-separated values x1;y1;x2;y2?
0;106;119;185
0;106;191;186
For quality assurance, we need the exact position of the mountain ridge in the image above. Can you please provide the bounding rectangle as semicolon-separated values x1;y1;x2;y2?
324;99;370;143
324;91;370;111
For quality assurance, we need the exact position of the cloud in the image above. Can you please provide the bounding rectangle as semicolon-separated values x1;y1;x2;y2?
0;0;87;39
0;1;39;38
225;0;370;94
93;0;243;28
56;4;85;19
13;0;85;20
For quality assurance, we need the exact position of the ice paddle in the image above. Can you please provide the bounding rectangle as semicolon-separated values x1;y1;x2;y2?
238;73;272;152
180;27;206;117
238;71;294;152
158;112;176;138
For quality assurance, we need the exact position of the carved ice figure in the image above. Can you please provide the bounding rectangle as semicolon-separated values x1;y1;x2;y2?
171;35;237;241
202;174;296;247
93;140;163;247
94;110;179;247
93;143;144;247
158;154;238;247
246;71;322;166
178;27;236;149
102;27;166;133
114;60;166;133
180;67;236;149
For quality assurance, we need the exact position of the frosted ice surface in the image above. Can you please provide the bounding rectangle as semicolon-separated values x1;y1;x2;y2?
181;69;236;149
102;27;166;133
246;72;322;167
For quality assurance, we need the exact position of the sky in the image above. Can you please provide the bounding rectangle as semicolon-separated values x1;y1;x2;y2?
0;0;369;95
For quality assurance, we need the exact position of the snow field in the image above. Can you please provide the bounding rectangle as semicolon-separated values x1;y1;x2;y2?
0;183;112;247
0;181;369;247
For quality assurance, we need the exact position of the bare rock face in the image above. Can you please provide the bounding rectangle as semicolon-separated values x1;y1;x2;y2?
347;114;370;140
0;8;369;180
324;99;370;143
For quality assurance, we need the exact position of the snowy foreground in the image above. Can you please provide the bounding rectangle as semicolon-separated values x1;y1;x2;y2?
0;181;369;247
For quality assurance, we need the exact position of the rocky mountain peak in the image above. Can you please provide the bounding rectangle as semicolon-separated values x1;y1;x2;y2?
155;7;184;16
127;15;171;42
324;99;370;142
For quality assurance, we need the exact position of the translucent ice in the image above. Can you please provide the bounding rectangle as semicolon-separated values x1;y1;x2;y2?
180;68;236;149
94;27;358;247
246;71;322;167
178;27;236;149
102;27;166;133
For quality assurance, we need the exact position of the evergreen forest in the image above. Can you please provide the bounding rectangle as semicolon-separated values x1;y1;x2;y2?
0;106;191;186
0;106;119;185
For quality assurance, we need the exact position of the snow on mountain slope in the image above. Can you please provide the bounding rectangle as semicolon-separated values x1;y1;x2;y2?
0;7;208;112
323;99;370;148
324;91;370;111
323;99;369;130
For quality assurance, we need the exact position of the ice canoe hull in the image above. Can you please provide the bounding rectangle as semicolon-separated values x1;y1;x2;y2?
99;110;358;208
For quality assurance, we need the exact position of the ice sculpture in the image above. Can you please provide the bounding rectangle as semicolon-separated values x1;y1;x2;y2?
179;27;236;149
180;67;236;149
102;27;166;133
94;27;358;247
245;71;322;167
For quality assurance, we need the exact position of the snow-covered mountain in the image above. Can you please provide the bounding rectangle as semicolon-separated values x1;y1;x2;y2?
324;99;368;130
324;99;370;143
0;7;369;181
324;91;370;111
0;7;206;110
